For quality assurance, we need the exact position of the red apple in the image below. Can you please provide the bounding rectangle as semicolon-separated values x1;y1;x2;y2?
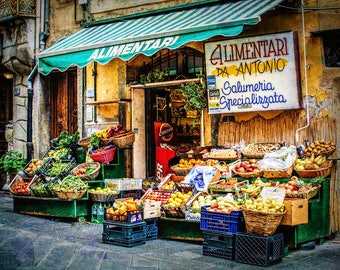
238;167;246;173
250;163;258;169
241;162;248;167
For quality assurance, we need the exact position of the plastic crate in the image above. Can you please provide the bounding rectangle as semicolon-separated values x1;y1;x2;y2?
102;233;146;247
200;206;245;234
235;232;284;266
103;220;146;239
105;178;143;191
202;232;235;260
119;189;143;199
105;209;143;224
145;218;158;241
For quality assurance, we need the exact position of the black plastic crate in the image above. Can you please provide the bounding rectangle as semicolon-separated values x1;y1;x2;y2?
103;220;146;240
235;232;284;267
202;232;235;260
102;233;146;247
145;218;158;241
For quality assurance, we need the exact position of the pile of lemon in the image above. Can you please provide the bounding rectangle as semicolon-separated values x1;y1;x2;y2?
164;191;192;208
89;186;119;195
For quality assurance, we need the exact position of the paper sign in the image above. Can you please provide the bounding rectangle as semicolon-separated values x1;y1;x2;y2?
260;186;286;203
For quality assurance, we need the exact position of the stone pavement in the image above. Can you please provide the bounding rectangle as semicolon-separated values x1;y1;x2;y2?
0;192;340;270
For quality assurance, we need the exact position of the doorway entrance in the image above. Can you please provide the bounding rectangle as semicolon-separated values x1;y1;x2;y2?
145;88;171;178
0;69;13;156
49;71;78;139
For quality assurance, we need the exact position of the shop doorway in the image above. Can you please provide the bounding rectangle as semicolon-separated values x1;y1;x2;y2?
49;71;78;139
145;88;171;177
0;69;13;157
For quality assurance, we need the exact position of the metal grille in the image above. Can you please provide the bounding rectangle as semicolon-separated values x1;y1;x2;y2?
0;0;36;19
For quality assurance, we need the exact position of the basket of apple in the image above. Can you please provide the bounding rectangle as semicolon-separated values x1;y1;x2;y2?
232;159;263;178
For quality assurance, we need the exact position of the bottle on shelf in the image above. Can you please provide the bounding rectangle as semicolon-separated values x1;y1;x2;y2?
91;202;98;223
97;202;105;224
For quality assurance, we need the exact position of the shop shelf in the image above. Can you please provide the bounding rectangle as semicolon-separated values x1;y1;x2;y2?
202;232;235;260
200;206;245;234
235;232;284;266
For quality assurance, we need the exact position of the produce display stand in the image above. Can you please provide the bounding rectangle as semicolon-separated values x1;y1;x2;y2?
157;217;204;242
12;192;90;221
11;148;126;220
277;177;330;248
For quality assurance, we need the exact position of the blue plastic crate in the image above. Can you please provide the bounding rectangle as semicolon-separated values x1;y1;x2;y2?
200;206;245;234
145;219;158;241
145;218;158;226
202;232;235;260
235;232;284;266
103;221;146;239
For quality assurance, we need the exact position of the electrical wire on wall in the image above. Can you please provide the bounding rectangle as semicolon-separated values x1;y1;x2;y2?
295;0;310;146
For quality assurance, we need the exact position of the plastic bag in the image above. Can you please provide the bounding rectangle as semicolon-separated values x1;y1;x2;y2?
183;166;217;192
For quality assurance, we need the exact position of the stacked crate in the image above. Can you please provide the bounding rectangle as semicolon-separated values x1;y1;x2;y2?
199;205;285;266
102;220;146;247
235;232;284;266
200;206;245;260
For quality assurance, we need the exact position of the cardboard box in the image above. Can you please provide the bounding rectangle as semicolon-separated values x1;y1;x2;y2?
143;201;161;219
281;198;308;226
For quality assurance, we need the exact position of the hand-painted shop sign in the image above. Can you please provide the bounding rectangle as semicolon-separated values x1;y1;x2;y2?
205;31;302;114
88;36;179;61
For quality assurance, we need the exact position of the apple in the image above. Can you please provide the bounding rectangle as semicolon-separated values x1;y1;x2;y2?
249;159;257;164
250;163;258;169
241;161;248;167
247;167;254;172
238;167;246;173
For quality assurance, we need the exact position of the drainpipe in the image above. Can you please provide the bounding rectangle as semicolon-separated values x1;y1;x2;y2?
27;63;38;161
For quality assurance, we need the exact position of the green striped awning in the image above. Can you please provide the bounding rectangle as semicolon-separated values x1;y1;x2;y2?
38;0;283;75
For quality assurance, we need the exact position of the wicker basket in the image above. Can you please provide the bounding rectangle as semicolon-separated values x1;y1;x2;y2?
170;165;193;176
70;162;101;181
295;162;333;178
112;132;135;148
89;147;116;164
232;168;263;178
242;143;281;159
242;208;286;236
54;189;87;200
262;165;293;179
285;185;320;200
89;191;119;202
78;137;91;148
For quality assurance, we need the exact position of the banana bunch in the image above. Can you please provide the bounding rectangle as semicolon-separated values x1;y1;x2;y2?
312;155;328;167
209;196;240;213
253;178;272;187
241;184;262;197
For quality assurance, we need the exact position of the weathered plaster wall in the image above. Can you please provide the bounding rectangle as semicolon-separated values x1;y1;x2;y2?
0;17;36;157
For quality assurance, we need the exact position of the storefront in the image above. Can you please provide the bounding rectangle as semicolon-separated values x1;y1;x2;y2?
6;1;339;264
37;0;286;178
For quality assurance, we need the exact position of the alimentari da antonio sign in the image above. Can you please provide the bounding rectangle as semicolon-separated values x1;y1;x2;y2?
205;31;302;114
